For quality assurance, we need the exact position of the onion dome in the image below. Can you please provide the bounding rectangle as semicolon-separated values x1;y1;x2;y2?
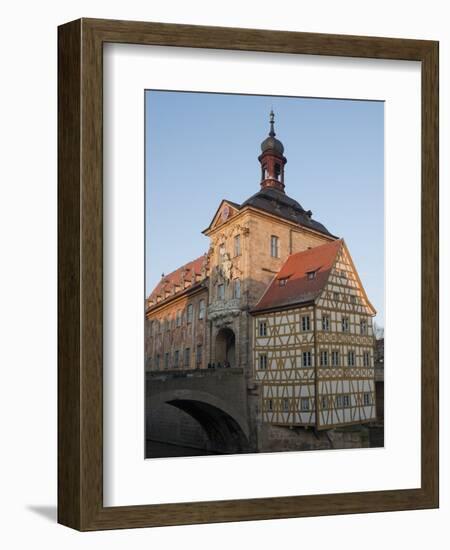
260;110;284;154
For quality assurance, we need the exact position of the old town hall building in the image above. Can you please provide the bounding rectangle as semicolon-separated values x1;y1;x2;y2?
145;112;377;450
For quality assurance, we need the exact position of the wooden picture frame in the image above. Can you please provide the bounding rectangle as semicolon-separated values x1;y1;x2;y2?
58;18;439;531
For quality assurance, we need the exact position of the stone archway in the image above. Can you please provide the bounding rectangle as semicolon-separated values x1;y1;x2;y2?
215;327;236;367
147;387;251;454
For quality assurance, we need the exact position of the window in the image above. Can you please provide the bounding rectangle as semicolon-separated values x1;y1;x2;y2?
278;278;288;287
331;350;340;367
164;352;169;369
307;270;317;280
322;396;329;409
336;395;343;407
360;318;367;335
363;392;371;406
347;350;355;367
258;321;267;337
350;295;357;305
155;354;160;369
174;350;179;368
301;315;310;331
363;351;370;367
199;299;206;320
341;317;349;332
196;344;203;366
282;398;289;412
322;315;330;331
343;394;350;407
270;235;279;258
300;398;310;411
233;278;241;299
274;163;281;181
234;234;241;257
333;291;340;302
184;347;190;368
164;318;170;332
217;283;225;300
302;351;312;367
320;350;328;367
176;310;181;327
259;354;268;369
267;399;273;411
187;304;193;324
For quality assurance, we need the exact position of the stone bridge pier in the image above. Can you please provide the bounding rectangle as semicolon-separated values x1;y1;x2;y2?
146;368;254;454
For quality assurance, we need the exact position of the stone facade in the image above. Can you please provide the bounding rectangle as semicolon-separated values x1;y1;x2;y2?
145;113;379;455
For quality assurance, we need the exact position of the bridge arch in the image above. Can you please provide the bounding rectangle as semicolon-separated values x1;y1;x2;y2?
149;388;250;454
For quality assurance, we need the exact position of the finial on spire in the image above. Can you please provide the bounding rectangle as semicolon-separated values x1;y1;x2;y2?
269;109;275;137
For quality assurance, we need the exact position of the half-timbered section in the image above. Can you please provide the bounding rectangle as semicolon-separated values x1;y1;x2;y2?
254;306;316;425
252;239;377;429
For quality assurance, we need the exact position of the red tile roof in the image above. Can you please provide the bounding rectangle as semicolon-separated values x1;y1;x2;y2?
252;239;343;312
148;254;207;305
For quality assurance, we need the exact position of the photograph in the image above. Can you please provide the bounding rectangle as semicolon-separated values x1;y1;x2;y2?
144;90;385;458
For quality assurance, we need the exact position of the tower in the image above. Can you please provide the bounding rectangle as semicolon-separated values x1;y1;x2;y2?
258;110;287;192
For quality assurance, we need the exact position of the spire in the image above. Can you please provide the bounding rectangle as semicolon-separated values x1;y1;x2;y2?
258;110;287;193
269;109;276;137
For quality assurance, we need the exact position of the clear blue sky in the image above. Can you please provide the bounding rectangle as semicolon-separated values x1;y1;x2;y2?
145;91;384;327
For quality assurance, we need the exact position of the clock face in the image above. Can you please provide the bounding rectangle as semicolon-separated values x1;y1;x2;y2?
221;205;230;221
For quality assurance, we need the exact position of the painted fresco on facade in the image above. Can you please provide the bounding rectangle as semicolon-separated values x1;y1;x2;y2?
145;94;384;458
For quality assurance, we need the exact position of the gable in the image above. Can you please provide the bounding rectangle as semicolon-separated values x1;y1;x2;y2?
317;243;376;316
204;200;241;233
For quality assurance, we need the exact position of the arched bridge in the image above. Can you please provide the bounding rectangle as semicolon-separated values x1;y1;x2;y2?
146;368;252;454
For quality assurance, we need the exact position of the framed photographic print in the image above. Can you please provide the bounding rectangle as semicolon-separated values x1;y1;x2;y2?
58;18;439;530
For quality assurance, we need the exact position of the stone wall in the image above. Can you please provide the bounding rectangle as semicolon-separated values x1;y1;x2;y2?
146;402;209;450
258;423;370;452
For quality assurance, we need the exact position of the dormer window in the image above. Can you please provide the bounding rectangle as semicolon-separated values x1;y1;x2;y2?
278;278;288;287
307;270;317;280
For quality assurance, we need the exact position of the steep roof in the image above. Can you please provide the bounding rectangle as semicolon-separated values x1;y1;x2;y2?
241;187;335;237
252;239;343;313
147;254;207;306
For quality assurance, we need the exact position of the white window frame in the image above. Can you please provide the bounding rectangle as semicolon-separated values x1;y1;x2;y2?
259;354;268;370
258;321;267;337
342;317;349;332
301;315;310;331
270;235;279;258
300;397;310;411
302;350;312;367
331;350;340;367
348;350;356;367
198;299;205;320
320;350;328;367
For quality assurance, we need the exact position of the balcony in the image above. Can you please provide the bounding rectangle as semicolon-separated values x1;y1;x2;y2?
207;298;241;321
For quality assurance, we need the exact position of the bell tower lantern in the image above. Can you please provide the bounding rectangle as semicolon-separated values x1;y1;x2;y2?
258;110;287;193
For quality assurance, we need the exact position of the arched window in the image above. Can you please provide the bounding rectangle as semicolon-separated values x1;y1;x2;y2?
199;299;206;319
